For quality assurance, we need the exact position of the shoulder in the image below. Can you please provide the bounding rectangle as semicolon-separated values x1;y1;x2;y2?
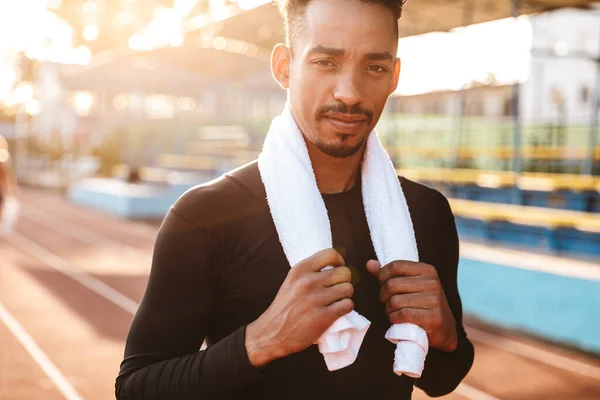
170;160;266;229
398;176;458;265
399;175;452;216
399;175;455;240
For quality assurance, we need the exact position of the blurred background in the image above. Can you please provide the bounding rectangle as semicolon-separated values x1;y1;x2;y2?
0;0;599;399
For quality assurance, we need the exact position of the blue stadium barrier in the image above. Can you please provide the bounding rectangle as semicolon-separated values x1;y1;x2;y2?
458;257;600;355
456;218;600;257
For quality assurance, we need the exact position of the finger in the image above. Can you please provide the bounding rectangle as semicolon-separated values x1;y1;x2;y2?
365;259;381;277
388;307;430;326
385;294;438;315
378;260;434;284
312;248;346;272
319;266;352;287
321;282;354;306
297;248;345;272
380;277;438;303
325;298;355;320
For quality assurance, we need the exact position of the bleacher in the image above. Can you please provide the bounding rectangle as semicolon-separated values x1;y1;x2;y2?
391;146;600;163
396;167;600;257
398;167;600;212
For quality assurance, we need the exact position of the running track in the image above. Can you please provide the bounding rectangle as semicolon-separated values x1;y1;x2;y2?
1;188;600;400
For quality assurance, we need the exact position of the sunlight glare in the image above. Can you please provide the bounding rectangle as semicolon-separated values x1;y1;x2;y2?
83;25;99;41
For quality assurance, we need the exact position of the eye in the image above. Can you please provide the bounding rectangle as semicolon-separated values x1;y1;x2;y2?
313;59;336;67
366;65;387;73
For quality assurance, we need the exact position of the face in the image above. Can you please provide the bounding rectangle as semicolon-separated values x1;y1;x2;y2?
271;0;401;158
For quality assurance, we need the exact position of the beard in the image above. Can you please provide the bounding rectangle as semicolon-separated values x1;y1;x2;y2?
313;133;367;158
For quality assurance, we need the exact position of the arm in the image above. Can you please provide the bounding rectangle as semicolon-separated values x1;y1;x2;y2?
0;160;19;196
115;208;261;400
414;193;474;397
0;162;9;194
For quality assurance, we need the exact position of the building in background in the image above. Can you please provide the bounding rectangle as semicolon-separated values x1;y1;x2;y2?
2;3;599;177
524;7;600;125
390;7;600;124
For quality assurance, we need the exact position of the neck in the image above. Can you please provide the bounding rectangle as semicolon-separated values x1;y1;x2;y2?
304;138;364;194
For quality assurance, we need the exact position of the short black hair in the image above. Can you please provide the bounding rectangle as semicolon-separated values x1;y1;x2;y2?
275;0;406;46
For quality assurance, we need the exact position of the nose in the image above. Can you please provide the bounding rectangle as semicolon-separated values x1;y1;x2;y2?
333;70;363;107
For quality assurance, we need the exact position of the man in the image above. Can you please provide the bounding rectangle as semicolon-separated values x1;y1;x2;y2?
116;0;474;398
0;135;17;225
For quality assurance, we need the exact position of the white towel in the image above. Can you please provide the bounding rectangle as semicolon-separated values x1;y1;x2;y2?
258;105;429;376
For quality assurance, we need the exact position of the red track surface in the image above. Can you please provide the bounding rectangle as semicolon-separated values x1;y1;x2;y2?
1;188;600;399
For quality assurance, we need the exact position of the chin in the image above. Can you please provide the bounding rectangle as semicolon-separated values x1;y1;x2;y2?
316;137;366;159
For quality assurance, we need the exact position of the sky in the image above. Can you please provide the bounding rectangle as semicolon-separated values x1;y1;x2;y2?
397;16;532;95
0;0;533;102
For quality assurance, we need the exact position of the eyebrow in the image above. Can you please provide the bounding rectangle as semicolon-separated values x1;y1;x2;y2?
307;45;394;62
307;45;345;57
365;51;395;62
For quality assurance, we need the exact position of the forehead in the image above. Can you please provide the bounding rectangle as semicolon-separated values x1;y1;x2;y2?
297;0;398;54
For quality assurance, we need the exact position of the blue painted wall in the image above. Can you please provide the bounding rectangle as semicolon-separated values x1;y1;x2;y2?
67;178;201;219
458;257;600;354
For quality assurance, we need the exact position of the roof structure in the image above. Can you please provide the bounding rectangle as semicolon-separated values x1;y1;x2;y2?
56;0;600;92
60;43;278;94
160;0;600;51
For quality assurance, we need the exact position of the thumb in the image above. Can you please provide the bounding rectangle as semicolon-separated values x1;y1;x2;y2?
365;259;381;278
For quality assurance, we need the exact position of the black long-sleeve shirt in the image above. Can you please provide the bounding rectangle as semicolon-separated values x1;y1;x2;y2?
115;160;474;399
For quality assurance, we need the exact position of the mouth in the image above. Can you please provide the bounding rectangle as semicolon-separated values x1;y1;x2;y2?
324;114;367;134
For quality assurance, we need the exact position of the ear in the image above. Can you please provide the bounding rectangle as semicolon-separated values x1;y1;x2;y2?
389;57;401;95
271;43;292;89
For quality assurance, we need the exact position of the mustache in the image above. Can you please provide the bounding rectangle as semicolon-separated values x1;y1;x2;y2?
316;102;373;122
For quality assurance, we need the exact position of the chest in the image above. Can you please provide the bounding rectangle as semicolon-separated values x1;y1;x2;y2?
213;203;438;331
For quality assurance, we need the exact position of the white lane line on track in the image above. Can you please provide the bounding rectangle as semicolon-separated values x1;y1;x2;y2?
0;301;84;400
8;233;139;316
7;229;203;350
468;327;600;381
26;197;158;240
455;384;502;400
23;207;136;249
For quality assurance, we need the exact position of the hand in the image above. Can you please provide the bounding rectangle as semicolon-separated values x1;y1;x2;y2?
366;260;458;352
246;249;355;367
